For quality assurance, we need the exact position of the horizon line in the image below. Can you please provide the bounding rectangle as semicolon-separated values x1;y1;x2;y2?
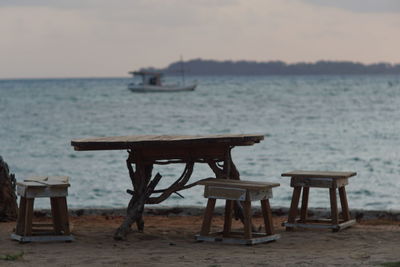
2;73;400;81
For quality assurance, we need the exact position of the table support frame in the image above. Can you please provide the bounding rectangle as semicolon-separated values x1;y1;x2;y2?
114;146;245;240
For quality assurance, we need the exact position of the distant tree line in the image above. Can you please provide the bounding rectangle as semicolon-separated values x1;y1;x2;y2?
142;59;400;75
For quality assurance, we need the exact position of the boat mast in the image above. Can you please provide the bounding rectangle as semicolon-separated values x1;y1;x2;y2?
180;55;185;85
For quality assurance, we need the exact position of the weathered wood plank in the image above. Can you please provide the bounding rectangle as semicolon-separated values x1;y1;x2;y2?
300;187;309;223
330;188;339;228
195;232;280;245
205;186;247;200
50;197;63;234
242;200;252;239
261;199;274;235
286;186;302;231
24;198;34;236
23;176;69;186
283;219;356;231
198;178;280;190
282;170;356;179
339;186;351;221
223;200;234;237
71;134;264;151
133;145;228;162
200;198;216;236
16;197;27;235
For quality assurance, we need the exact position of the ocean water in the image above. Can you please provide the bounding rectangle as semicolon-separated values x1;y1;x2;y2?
1;75;400;210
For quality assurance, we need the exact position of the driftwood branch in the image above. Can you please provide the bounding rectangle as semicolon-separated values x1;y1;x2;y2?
146;162;194;204
114;172;162;240
207;160;226;179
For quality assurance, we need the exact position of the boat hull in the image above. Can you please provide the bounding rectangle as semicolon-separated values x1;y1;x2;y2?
128;83;196;93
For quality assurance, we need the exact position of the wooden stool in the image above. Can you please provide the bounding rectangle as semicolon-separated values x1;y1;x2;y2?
11;176;74;242
195;178;280;245
282;171;356;232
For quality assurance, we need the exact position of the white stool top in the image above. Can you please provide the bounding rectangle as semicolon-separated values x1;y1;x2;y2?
17;176;70;198
17;176;70;188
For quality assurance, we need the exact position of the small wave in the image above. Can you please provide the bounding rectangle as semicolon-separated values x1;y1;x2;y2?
352;189;373;196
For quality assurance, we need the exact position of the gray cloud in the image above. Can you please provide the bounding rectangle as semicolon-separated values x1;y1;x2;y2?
0;0;237;9
301;0;400;13
0;0;81;8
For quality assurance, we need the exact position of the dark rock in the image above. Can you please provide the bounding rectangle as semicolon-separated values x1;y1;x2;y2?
0;156;18;222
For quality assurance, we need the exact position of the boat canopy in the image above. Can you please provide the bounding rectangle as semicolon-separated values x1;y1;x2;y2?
129;71;163;86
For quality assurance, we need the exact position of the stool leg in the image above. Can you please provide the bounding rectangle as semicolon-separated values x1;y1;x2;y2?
300;187;310;223
200;198;216;236
51;197;63;234
57;197;71;235
24;198;34;236
242;200;252;239
329;188;339;231
16;197;27;236
287;186;302;231
261;199;274;235
51;197;71;235
58;197;70;235
339;186;351;221
223;200;234;237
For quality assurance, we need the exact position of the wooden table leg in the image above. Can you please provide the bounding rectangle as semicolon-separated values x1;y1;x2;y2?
339;186;351;221
261;199;274;235
135;163;153;232
114;160;160;240
300;187;309;223
329;187;339;231
201;198;216;236
287;186;302;231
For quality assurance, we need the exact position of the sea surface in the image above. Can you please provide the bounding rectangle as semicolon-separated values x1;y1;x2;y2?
1;75;400;210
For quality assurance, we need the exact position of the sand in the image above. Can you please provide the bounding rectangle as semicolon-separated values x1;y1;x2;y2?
1;214;400;267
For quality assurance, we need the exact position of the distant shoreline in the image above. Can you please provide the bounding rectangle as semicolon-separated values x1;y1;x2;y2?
146;59;400;76
2;60;400;80
1;73;400;81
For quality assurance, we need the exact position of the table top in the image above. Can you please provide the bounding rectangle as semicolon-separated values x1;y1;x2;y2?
281;170;357;179
71;134;264;151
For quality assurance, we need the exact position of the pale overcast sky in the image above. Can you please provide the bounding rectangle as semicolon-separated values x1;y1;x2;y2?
1;0;399;78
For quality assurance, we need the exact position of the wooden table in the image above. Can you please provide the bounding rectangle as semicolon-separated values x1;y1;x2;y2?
71;134;264;240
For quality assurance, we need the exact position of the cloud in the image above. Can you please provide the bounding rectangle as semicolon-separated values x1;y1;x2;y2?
300;0;400;13
0;0;238;9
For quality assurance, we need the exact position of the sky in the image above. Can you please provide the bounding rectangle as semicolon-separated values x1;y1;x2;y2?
0;0;399;78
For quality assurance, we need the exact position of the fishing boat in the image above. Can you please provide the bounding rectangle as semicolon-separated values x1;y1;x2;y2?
128;71;196;93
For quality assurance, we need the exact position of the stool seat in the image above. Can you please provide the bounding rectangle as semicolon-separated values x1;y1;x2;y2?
196;178;280;245
282;170;356;232
11;176;74;242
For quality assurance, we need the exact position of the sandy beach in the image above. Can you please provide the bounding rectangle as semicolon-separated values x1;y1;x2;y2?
1;211;400;267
